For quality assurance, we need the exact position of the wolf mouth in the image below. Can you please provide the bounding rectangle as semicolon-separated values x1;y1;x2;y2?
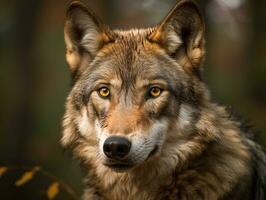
104;161;134;171
103;145;159;172
106;164;134;171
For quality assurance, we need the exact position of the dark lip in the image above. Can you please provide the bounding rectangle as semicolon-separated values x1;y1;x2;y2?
104;163;134;172
103;160;134;171
147;145;159;159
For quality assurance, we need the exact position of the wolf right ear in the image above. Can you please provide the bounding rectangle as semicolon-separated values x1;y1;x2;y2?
64;1;112;75
149;0;205;76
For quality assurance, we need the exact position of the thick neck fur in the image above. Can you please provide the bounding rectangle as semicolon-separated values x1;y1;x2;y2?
81;101;251;200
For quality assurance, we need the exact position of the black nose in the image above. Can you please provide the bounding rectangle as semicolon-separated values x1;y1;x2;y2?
103;136;131;160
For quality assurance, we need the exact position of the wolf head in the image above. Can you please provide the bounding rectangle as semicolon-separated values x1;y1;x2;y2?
62;0;209;172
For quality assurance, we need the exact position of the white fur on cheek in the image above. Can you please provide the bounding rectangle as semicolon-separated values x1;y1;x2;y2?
94;120;108;156
78;108;91;136
129;119;169;163
179;104;193;129
149;119;168;147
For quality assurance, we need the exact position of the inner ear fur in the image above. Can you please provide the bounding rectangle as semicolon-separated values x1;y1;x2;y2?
64;1;112;76
149;0;205;76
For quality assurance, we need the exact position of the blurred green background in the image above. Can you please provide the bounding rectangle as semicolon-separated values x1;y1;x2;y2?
0;0;265;199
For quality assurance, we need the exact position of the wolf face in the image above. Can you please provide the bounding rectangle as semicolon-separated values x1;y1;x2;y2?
62;0;206;172
61;1;266;199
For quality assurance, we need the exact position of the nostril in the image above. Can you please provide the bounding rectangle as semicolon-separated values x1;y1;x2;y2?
103;136;131;159
103;142;114;157
103;143;112;156
117;145;126;153
117;144;129;157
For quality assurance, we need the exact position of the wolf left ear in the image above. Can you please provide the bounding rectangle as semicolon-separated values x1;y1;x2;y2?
149;0;205;75
64;1;112;75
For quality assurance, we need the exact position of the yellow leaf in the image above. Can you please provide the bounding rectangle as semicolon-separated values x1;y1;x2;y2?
15;166;39;187
47;182;59;199
0;167;8;178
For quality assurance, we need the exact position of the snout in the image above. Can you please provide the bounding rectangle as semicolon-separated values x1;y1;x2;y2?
103;136;131;160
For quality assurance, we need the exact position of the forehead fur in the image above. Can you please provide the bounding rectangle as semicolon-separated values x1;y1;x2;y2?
84;28;185;86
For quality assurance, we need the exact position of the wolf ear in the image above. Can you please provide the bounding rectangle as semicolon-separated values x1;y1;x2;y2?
64;1;112;74
149;0;205;75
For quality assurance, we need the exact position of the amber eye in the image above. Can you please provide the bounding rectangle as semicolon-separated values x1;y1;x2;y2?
98;87;110;98
149;87;162;98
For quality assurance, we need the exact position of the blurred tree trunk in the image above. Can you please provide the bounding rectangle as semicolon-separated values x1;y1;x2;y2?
249;0;266;73
10;0;43;164
248;0;266;144
249;0;266;70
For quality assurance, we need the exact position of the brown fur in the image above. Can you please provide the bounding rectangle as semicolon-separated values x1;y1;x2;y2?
61;0;266;199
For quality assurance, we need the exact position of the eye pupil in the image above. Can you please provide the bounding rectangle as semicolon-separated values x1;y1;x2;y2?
150;87;161;97
99;87;110;98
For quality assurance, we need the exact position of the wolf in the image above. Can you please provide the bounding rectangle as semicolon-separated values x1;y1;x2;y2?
61;0;266;199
